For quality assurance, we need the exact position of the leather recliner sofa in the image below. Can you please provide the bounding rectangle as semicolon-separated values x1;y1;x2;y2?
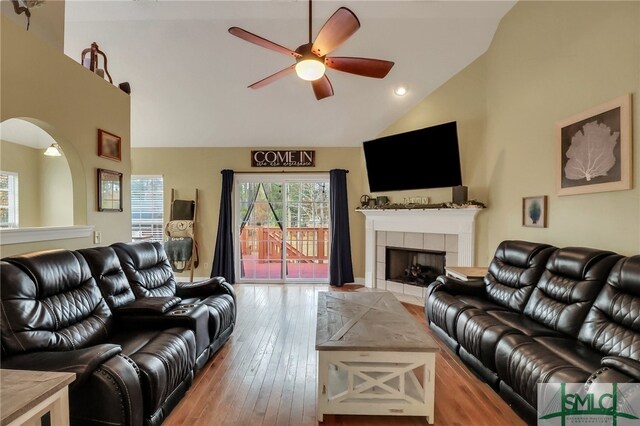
80;242;236;371
111;241;236;360
425;240;639;423
1;244;236;426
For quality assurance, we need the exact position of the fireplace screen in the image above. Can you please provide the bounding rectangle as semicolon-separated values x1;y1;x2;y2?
385;247;445;287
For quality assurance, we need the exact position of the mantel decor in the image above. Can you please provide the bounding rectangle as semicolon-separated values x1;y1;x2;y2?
356;200;486;210
98;129;121;162
97;168;123;212
556;93;632;196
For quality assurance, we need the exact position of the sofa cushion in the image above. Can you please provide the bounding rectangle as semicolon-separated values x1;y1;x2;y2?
524;247;621;337
112;241;177;298
487;311;565;338
578;255;640;360
484;241;556;312
426;291;473;340
495;334;592;406
533;336;602;372
1;252;112;354
110;327;196;419
78;247;136;310
455;309;521;371
458;295;509;311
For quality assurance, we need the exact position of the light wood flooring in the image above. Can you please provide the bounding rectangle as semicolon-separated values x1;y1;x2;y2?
164;284;526;426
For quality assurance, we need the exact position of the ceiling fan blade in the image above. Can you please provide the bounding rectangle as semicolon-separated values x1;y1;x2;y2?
311;75;334;100
248;65;296;89
311;7;360;57
325;57;394;78
229;27;301;58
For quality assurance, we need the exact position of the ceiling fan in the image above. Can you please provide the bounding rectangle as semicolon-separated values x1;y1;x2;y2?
228;0;395;101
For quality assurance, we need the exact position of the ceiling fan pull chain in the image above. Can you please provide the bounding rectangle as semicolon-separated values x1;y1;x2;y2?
308;0;312;44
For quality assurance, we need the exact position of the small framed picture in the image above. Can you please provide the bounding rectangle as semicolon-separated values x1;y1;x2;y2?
522;195;547;228
556;93;632;196
98;129;121;161
97;168;123;212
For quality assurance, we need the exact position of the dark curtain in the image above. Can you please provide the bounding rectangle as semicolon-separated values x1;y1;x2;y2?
211;169;235;283
329;169;354;286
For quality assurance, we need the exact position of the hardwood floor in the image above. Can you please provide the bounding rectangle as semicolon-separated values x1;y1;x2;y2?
164;284;526;426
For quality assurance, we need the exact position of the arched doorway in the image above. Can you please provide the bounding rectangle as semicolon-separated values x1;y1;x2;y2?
0;118;76;228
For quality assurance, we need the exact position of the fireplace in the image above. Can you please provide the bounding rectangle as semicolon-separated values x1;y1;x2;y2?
358;207;482;305
386;247;445;287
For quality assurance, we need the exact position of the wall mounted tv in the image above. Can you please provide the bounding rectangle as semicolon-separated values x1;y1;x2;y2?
363;121;462;192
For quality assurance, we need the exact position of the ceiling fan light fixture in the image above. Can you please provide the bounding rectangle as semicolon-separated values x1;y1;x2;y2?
295;59;326;81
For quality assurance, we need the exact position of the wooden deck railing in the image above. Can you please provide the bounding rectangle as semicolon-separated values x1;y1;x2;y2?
240;226;328;263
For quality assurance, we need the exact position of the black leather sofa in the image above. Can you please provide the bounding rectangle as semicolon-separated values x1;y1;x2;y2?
81;242;236;371
425;240;639;423
1;243;236;426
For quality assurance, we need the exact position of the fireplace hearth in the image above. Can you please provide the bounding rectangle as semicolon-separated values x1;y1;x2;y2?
385;247;445;287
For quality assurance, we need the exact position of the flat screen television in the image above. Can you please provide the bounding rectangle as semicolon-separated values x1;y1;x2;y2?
363;121;462;192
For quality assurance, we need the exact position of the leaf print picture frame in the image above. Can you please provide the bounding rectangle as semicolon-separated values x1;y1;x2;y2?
556;93;632;196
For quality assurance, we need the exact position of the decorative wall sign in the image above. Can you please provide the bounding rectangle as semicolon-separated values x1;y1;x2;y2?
556;94;632;196
251;150;315;167
522;195;547;228
98;129;122;162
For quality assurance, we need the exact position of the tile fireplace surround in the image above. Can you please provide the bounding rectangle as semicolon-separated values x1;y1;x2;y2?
357;208;482;305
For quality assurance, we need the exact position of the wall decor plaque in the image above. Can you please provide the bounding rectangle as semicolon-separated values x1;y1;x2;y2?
98;129;121;161
556;94;632;196
251;150;315;167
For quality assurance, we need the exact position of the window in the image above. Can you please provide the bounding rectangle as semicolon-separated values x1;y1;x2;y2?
0;172;18;228
131;175;164;241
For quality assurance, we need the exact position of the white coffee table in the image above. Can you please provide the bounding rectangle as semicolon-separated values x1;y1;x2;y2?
315;291;439;423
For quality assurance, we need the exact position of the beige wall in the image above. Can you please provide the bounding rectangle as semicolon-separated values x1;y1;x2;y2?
0;140;74;227
132;147;367;280
39;152;73;226
0;0;65;51
1;14;131;257
0;141;42;227
381;1;640;263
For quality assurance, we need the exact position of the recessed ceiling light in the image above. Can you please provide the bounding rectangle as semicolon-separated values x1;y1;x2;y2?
394;86;408;96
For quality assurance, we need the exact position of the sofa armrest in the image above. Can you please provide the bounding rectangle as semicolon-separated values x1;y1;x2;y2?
431;275;485;297
115;297;181;314
176;277;235;302
1;344;121;389
601;356;640;381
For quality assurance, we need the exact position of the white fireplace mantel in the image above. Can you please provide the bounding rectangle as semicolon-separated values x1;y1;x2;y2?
357;208;482;288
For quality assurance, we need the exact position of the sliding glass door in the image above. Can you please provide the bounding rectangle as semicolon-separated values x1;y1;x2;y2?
235;174;330;283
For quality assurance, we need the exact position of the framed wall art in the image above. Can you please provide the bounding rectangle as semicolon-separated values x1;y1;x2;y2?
97;168;123;212
556;93;632;196
98;129;122;161
522;195;547;228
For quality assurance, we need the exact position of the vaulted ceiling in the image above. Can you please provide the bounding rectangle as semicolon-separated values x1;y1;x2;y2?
63;1;515;148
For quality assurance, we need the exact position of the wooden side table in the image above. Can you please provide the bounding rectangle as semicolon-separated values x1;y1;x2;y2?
0;369;75;426
444;266;488;281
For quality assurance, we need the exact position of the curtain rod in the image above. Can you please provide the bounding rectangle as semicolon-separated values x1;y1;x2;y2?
230;170;348;174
